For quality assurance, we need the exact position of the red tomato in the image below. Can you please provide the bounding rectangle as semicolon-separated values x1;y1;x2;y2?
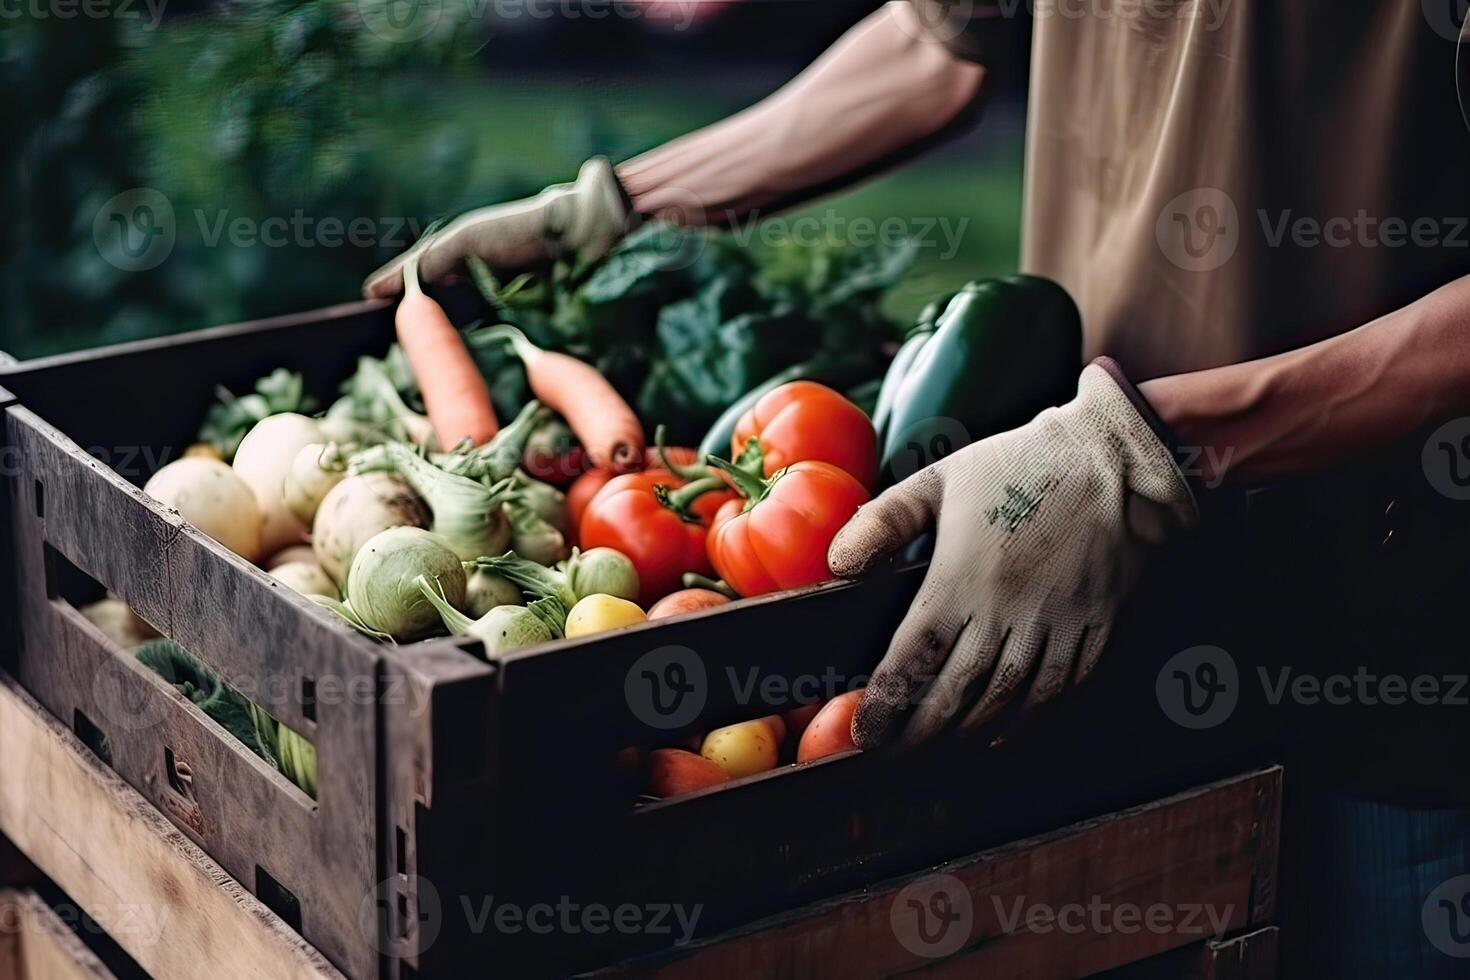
566;446;701;538
733;381;878;490
707;460;869;598
579;469;735;605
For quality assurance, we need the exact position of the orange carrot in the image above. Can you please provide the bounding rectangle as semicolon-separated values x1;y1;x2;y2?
396;255;499;449
485;325;644;472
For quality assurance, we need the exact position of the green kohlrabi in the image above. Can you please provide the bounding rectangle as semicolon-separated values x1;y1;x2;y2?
315;527;467;642
473;547;638;611
351;443;514;561
416;574;560;655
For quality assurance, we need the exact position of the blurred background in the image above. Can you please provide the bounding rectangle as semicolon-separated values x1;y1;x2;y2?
1;0;1028;360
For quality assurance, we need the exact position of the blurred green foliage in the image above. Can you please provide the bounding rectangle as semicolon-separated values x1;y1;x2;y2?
1;1;1021;360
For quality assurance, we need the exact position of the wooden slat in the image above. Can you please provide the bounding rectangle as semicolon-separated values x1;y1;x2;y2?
0;672;343;980
590;767;1280;980
0;889;117;980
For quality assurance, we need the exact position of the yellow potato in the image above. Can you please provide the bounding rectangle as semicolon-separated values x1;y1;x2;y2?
701;720;779;779
564;594;647;638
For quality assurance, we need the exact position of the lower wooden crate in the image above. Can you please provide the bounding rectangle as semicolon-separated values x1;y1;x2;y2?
1;653;1280;979
0;888;117;980
0;672;341;980
591;766;1281;979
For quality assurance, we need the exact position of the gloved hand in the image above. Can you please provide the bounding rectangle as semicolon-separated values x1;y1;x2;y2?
362;157;633;299
828;358;1197;749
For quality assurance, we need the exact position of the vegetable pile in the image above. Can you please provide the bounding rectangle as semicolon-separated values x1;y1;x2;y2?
132;225;1079;804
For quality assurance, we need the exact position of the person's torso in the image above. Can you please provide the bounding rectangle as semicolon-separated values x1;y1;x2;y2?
1018;0;1470;379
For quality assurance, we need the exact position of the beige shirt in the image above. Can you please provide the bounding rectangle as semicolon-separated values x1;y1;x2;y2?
918;0;1470;380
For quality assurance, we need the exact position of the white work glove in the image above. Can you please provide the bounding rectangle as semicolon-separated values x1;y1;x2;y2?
363;157;633;298
828;359;1197;749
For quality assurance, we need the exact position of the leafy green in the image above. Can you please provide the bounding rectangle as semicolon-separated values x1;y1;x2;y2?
136;638;317;797
471;223;914;444
135;639;272;760
198;368;319;460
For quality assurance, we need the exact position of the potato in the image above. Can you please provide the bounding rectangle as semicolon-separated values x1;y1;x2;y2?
565;594;646;638
701;719;779;779
796;690;863;763
648;749;730;798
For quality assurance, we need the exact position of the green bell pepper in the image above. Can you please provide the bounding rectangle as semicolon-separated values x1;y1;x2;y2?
876;275;1082;486
871;291;956;439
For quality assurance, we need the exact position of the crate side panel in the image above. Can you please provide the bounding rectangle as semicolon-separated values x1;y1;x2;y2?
5;408;381;980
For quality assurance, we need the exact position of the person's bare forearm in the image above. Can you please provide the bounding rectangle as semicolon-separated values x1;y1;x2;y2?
1140;275;1470;485
618;2;985;224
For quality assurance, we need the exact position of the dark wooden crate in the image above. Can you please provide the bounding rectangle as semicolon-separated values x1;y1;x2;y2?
0;299;1271;978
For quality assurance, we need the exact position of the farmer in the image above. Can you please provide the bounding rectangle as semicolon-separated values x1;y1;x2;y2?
368;4;1470;973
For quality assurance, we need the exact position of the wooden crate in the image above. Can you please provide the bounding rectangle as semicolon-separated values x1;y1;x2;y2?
591;766;1281;978
0;888;118;980
0;300;1271;978
0;665;1279;979
0;674;340;980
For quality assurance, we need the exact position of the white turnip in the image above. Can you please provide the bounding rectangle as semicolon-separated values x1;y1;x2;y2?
233;413;322;556
144;456;262;561
312;472;429;584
